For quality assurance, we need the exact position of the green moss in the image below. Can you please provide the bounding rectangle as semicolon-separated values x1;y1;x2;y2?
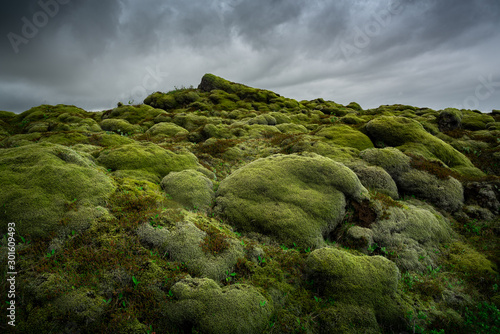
100;118;142;135
39;132;90;146
89;133;135;147
0;132;42;147
172;112;208;131
167;276;273;334
202;123;233;139
360;147;412;178
316;124;374;151
0;142;116;239
438;108;463;131
215;153;369;247
349;164;399;199
160;169;214;212
346;102;363;111
136;213;244;281
370;203;453;272
341;115;365;124
447;242;497;277
146;122;189;137
144;92;179;110
198;73;236;93
276;123;308;134
398;169;464;211
461;110;495;131
96;142;200;183
306;247;404;329
365;116;481;176
19;288;107;333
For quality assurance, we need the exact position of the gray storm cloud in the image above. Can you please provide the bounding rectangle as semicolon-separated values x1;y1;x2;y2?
0;0;499;113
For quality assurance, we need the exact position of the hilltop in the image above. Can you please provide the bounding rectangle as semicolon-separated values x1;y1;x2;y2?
0;74;499;333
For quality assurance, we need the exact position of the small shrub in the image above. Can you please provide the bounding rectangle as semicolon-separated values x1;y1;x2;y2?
464;302;500;334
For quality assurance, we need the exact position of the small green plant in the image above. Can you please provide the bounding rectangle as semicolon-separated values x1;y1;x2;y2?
426;265;441;278
103;298;112;304
258;255;266;265
401;272;420;292
260;300;267;307
464;219;482;235
46;249;55;258
464;301;500;333
132;275;140;289
18;235;30;245
225;270;237;283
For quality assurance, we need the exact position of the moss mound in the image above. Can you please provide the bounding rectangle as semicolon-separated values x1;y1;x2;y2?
306;247;404;331
214;153;369;248
0;142;115;239
96;142;200;183
365;116;481;176
167;276;273;334
1;74;499;334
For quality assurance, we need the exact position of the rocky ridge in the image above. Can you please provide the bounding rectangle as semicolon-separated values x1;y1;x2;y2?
0;73;499;333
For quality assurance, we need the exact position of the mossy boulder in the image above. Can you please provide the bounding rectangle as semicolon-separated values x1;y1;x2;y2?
365;116;479;175
160;169;214;212
461;110;496;131
398;169;464;212
19;288;107;333
202;123;233;139
370;202;453;272
438;108;463;131
359;147;411;179
447;242;498;277
39;132;90;146
214;153;369;248
198;73;236;93
276;123;308;134
144;92;179;110
172;113;208;131
0;142;116;239
91;133;135;147
96;142;200;183
346;102;363;111
166;276;273;334
247;114;277;126
146;122;189;137
316;124;374;151
100;118;142;135
269;112;292;124
102;104;164;124
305;247;404;330
136;213;244;281
341;115;365;125
348;163;399;199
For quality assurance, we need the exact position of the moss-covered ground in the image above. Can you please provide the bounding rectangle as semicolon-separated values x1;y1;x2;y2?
0;74;499;333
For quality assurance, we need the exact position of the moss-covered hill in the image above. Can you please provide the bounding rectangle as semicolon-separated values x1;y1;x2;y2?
1;73;499;333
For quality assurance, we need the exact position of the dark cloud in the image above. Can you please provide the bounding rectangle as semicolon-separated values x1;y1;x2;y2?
0;0;499;113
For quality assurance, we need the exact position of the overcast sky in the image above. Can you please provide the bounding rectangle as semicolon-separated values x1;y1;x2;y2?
1;0;499;113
